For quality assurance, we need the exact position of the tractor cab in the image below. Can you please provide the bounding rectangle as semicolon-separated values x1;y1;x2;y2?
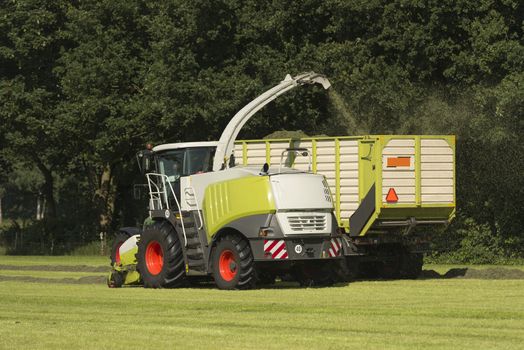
137;142;217;177
153;142;217;178
137;141;217;207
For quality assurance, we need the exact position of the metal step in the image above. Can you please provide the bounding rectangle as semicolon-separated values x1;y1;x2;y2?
185;237;200;247
177;220;195;229
188;260;206;271
184;228;199;238
186;247;203;260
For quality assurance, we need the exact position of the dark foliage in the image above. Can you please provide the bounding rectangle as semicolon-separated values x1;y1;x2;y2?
0;0;522;260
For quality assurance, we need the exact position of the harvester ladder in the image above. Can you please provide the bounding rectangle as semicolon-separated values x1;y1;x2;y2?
176;212;206;275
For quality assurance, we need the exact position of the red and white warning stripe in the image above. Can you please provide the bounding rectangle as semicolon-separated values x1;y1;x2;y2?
328;238;343;257
264;239;288;259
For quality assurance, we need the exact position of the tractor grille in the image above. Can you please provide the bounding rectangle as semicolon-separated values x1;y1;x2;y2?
287;215;327;232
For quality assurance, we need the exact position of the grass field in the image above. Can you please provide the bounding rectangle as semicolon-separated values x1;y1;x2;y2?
0;255;107;266
0;256;523;349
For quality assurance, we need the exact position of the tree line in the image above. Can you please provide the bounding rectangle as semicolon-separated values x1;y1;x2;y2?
0;0;522;261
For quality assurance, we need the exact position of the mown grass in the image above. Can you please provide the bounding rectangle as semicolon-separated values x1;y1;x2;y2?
0;255;108;266
0;258;523;349
0;269;105;279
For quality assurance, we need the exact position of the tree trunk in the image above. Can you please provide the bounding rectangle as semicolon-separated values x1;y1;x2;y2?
36;195;41;220
95;163;117;240
35;160;56;219
0;195;3;225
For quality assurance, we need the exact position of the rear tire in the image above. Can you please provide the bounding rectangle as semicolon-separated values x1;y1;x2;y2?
399;252;423;279
333;258;357;282
379;255;401;280
212;234;255;290
137;221;186;288
380;261;401;279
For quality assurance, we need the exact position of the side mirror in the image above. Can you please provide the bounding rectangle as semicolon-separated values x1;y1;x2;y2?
136;150;154;174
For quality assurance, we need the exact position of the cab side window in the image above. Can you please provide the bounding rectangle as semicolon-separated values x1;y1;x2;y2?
186;148;214;174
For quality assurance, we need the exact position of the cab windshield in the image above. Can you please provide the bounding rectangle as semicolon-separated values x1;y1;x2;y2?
157;147;215;182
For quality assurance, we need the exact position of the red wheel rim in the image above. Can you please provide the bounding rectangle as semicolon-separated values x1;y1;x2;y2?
219;250;237;281
145;241;164;275
115;243;123;264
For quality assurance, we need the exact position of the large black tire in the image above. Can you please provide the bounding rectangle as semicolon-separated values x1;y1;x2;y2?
377;253;402;280
399;252;423;279
211;234;255;290
110;232;130;266
137;221;186;288
333;258;358;282
380;260;401;279
293;261;336;287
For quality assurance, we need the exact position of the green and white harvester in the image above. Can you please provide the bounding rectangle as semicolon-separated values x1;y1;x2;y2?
108;72;456;289
108;72;344;289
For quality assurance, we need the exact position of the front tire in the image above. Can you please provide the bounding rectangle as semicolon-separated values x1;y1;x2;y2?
137;221;186;288
212;234;255;290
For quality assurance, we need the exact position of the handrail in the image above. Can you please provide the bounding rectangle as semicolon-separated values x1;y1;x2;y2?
145;173;188;247
279;148;312;173
145;175;163;211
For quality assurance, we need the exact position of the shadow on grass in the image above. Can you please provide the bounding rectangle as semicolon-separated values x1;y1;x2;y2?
419;267;524;280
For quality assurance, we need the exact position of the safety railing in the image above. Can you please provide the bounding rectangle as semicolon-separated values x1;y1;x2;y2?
279;148;312;173
145;173;187;247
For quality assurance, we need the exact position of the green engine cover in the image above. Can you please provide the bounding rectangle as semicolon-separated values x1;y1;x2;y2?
203;175;276;238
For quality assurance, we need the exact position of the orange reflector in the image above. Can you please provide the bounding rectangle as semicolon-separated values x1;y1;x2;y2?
387;157;411;167
386;188;398;203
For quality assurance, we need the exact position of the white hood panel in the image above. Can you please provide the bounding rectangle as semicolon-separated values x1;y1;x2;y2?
270;173;333;210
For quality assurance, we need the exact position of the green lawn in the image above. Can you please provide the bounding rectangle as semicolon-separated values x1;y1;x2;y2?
0;255;108;266
0;258;523;349
0;269;105;279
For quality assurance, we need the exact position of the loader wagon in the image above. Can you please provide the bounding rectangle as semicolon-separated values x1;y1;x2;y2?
235;135;456;278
